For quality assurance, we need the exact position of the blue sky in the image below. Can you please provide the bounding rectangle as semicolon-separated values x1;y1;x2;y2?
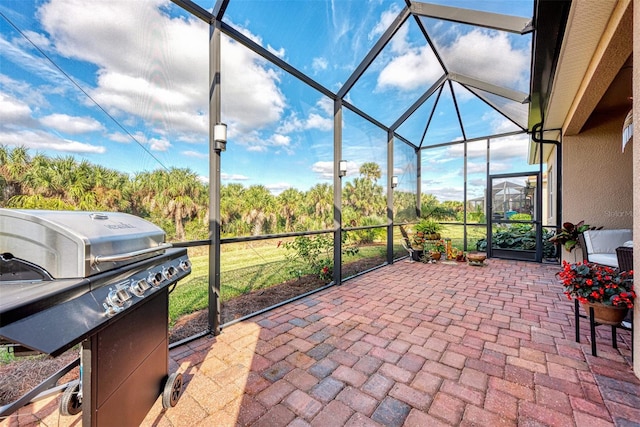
0;0;535;200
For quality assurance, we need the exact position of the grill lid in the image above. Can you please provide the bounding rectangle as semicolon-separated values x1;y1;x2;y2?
0;209;167;278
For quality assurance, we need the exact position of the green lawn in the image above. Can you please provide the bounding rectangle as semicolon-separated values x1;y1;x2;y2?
169;239;389;325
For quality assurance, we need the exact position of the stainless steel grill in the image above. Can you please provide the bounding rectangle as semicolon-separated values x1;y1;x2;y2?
0;209;191;425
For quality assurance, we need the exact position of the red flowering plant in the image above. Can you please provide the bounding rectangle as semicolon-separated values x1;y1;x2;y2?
556;261;635;307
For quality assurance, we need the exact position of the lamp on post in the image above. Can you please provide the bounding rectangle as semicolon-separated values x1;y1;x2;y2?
391;176;398;188
338;160;347;177
213;123;227;152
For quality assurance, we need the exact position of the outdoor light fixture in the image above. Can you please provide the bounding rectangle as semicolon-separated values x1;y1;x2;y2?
391;176;398;188
339;160;347;177
213;123;227;151
622;109;632;152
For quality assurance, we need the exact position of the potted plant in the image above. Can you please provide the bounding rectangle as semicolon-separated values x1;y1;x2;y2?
557;261;635;325
415;219;443;240
428;239;446;261
548;221;590;252
451;247;466;262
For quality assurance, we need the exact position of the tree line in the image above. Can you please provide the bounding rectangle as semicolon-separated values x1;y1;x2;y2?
0;146;462;242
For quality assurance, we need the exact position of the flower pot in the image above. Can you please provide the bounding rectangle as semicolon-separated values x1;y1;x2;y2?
425;233;441;240
467;252;486;266
411;249;424;261
581;302;628;325
429;251;441;261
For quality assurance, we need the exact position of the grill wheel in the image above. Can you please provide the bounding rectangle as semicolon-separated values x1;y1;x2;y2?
60;381;82;416
162;372;183;409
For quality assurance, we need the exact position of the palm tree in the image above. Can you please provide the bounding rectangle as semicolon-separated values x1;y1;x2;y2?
277;187;304;232
221;183;246;234
0;146;30;204
242;185;276;235
343;162;385;223
359;162;382;181
306;183;333;229
153;168;205;241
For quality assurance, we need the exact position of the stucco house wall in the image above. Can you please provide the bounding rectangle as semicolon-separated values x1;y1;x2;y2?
561;109;633;262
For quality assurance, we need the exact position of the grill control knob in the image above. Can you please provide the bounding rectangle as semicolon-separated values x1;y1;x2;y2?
179;260;191;272
148;271;164;287
103;302;121;317
163;266;178;280
107;288;131;307
130;279;151;297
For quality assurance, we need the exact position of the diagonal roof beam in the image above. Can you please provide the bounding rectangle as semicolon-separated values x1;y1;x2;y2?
465;86;527;130
418;85;444;149
449;73;529;104
390;74;446;131
448;80;467;141
410;2;533;35
170;0;214;23
337;7;411;99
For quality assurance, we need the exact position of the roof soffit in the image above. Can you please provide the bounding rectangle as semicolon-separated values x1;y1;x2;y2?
544;0;630;135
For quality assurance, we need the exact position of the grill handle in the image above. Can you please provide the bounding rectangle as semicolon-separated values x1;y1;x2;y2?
93;243;173;265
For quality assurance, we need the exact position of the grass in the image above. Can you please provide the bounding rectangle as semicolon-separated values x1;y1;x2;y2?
168;238;389;325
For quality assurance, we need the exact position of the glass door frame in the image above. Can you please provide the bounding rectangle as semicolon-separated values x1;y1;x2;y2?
487;171;543;262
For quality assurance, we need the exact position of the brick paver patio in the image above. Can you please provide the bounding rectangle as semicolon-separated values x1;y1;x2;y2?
4;258;640;426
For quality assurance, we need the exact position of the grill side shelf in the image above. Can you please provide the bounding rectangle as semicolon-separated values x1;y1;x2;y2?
0;249;190;357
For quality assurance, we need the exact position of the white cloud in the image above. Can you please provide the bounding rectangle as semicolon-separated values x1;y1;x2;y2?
443;29;529;90
0;129;105;153
266;182;290;195
148;137;171;151
182;150;207;159
312;160;333;180
108;131;147;144
376;25;529;95
221;172;249;181
277;111;332;134
35;0;287;151
317;97;333;116
312;57;328;72
377;42;442;92
0;92;33;125
39;113;104;134
369;5;402;43
422;185;464;201
271;134;291;147
305;113;332;131
247;144;267;153
267;45;285;58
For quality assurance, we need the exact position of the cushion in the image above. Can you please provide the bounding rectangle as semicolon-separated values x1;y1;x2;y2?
583;229;633;255
588;253;619;268
623;240;634;247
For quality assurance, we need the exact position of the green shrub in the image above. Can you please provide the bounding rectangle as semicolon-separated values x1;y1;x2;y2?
475;225;556;258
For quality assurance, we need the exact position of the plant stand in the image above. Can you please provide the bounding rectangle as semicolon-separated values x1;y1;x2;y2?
574;299;633;360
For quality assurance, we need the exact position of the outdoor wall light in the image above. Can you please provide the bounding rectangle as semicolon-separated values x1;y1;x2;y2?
213;123;227;151
339;160;347;177
391;176;398;188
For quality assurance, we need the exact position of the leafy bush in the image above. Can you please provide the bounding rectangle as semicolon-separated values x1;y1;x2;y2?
283;235;333;282
347;216;386;244
475;225;556;258
415;219;443;235
509;213;532;221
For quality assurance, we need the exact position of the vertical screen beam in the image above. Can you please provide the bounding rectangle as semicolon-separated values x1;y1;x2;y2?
387;130;394;264
416;148;422;218
333;100;343;285
208;22;222;335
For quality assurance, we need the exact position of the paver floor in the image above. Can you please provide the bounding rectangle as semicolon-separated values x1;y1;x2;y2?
3;258;639;426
